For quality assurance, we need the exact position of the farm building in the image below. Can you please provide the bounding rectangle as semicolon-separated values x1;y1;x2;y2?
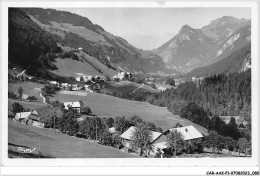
71;84;79;91
75;77;81;82
50;81;58;85
27;115;45;128
152;125;203;155
120;126;162;153
28;107;63;128
22;94;29;100
61;83;69;89
64;101;81;112
31;107;63;118
15;112;31;121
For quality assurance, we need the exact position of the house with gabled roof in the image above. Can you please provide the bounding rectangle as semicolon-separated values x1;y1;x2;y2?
63;101;81;112
15;112;31;122
120;126;163;152
152;125;204;155
28;107;63;127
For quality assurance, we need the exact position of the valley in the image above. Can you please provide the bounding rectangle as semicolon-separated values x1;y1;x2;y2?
6;7;252;159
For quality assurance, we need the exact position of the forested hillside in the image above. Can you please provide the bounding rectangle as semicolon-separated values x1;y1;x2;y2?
127;70;251;121
9;8;62;75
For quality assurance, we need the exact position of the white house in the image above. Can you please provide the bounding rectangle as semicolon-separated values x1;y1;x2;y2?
50;81;58;85
117;72;125;80
75;77;81;82
120;126;162;149
15;112;31;121
63;102;81;112
71;84;79;91
22;94;29;100
61;83;69;87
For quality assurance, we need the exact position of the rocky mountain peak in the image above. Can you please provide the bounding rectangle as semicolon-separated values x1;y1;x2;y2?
179;24;193;33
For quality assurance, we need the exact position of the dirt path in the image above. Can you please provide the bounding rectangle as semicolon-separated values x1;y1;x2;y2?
129;84;144;94
40;93;47;104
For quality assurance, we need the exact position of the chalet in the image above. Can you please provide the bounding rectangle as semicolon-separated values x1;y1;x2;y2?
120;126;162;152
71;84;79;91
64;101;81;112
75;77;81;82
15;112;31;121
61;83;69;89
22;94;29;100
28;107;63;128
83;75;92;82
50;81;58;85
152;125;203;155
27;115;44;128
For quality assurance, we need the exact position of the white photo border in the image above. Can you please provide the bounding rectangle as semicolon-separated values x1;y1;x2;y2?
1;0;259;175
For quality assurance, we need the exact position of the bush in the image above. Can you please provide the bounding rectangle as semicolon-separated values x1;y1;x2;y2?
12;102;25;114
51;100;64;108
8;91;18;99
27;96;38;102
80;106;92;115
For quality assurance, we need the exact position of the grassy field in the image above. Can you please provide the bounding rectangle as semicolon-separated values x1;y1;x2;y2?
50;91;208;134
8;81;44;100
103;81;159;95
8;81;208;134
8;81;46;111
8;99;47;111
8;119;138;158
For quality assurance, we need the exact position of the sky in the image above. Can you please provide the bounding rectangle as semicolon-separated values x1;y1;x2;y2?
56;8;251;50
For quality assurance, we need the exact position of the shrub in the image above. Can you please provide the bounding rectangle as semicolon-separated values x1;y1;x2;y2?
80;106;92;115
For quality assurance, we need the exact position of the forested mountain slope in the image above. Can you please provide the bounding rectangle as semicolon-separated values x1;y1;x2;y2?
9;8;177;78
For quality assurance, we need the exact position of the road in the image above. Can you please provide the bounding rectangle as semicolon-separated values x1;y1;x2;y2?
129;84;144;94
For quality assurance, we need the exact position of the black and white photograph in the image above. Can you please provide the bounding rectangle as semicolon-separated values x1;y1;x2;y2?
1;1;259;175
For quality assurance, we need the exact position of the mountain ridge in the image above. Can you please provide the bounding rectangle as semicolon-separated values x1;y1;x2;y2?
153;16;251;73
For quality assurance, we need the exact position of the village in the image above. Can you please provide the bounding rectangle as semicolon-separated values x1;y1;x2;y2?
8;67;250;158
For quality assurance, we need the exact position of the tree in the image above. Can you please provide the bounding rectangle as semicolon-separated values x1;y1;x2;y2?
174;123;183;128
50;100;64;108
114;116;131;134
79;116;106;141
58;110;79;136
166;130;186;157
225;117;240;140
12;102;25;114
79;100;84;107
165;77;175;86
190;138;203;154
238;138;249;157
99;130;113;146
18;86;23;99
202;131;221;154
130;123;153;156
104;117;114;128
224;136;237;155
112;132;123;149
129;115;143;126
42;84;55;95
80;106;92;115
27;96;37;102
